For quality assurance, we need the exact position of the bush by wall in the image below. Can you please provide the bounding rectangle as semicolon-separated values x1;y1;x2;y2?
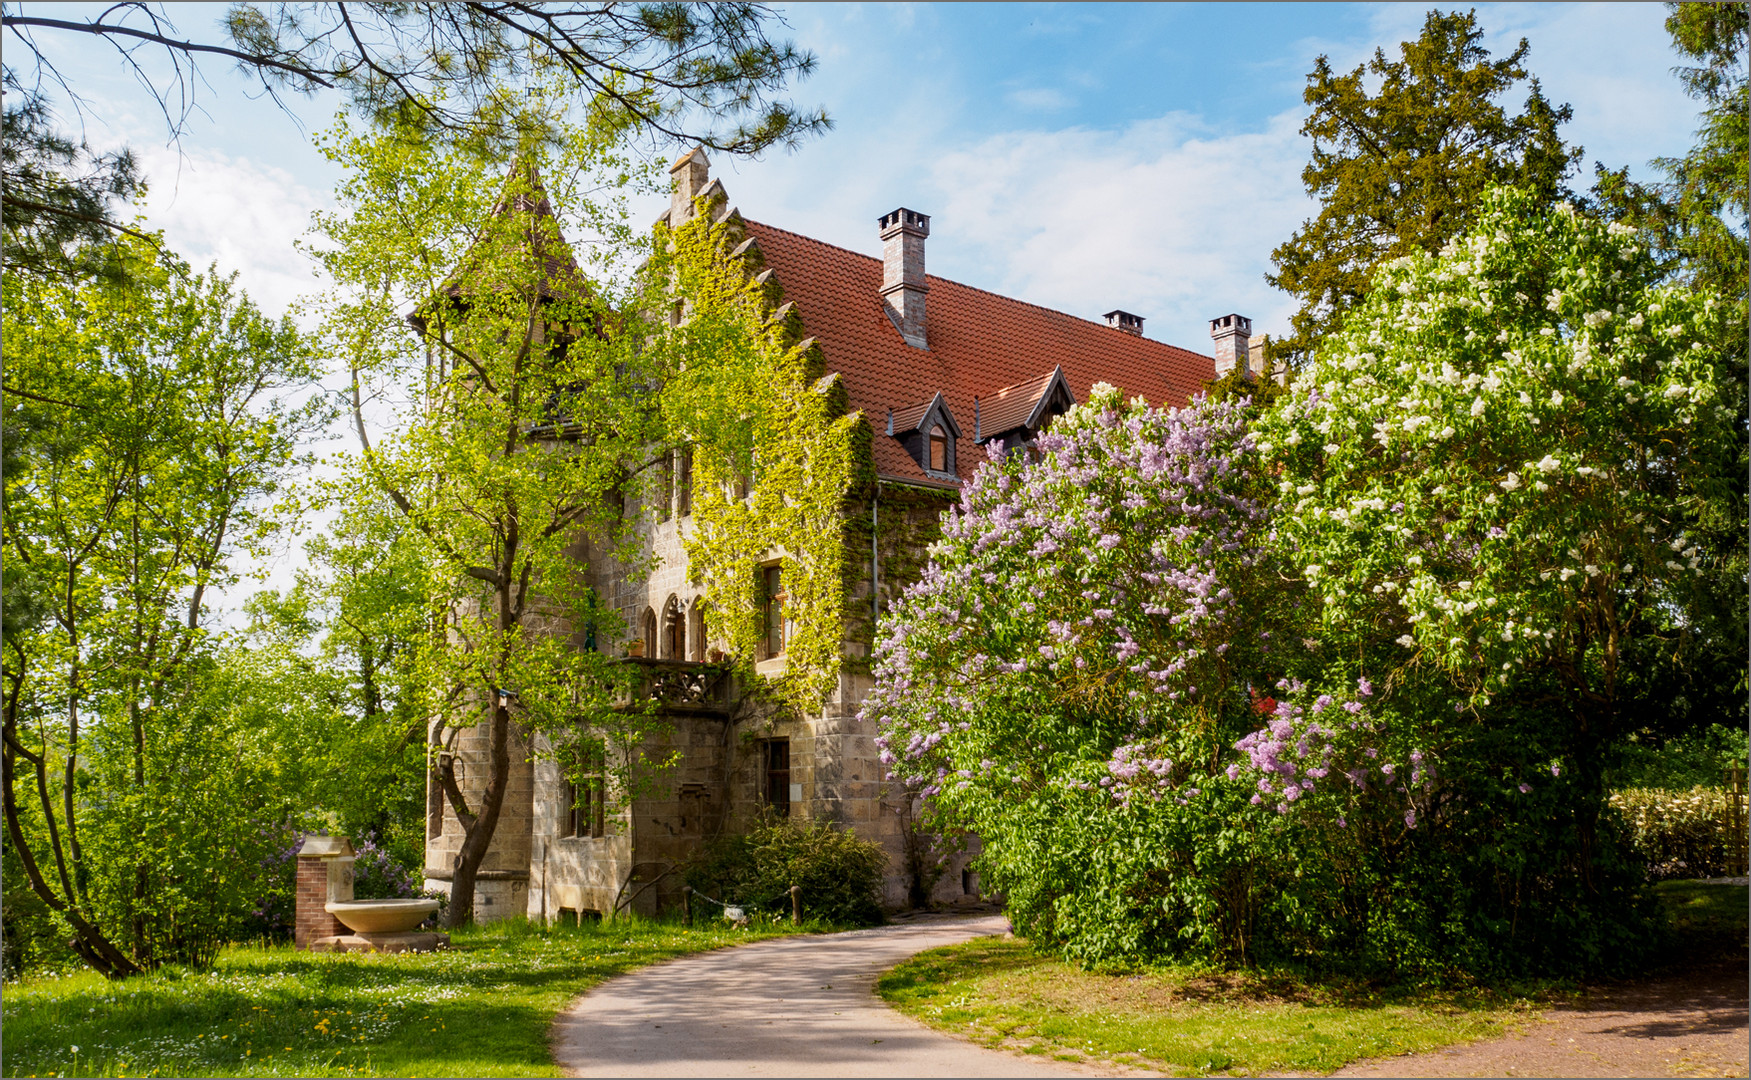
1610;787;1747;880
686;812;887;926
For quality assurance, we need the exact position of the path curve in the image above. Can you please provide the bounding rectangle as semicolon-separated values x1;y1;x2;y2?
550;914;1100;1078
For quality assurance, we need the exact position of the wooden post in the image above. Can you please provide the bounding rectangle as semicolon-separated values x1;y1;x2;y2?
789;885;801;925
682;886;693;927
1727;767;1748;876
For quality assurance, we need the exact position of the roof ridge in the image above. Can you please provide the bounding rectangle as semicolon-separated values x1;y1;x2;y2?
744;218;1213;363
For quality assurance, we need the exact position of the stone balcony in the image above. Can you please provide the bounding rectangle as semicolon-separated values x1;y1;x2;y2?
620;659;734;716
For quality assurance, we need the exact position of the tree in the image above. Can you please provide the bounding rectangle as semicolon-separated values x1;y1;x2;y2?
864;388;1299;963
1586;1;1748;766
0;70;143;281
308;106;671;926
1246;187;1734;972
2;1;827;261
1267;10;1580;365
1;235;326;976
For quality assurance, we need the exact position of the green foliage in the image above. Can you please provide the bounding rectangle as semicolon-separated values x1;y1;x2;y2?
1268;10;1580;364
0;70;142;282
1608;723;1748;790
2;235;325;976
645;197;869;714
1610;787;1746;880
308;104;674;925
685;811;887;926
0;916;806;1077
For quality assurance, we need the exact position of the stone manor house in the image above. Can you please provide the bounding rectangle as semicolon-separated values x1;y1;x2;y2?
423;149;1263;921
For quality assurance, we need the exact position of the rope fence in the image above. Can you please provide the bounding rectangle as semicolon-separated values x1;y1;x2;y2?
682;884;802;926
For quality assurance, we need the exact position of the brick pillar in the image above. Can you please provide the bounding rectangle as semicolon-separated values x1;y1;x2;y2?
294;835;354;949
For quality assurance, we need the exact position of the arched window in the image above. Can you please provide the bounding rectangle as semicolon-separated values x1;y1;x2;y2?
662;595;685;659
688;600;706;662
641;607;657;657
928;425;947;472
762;565;787;659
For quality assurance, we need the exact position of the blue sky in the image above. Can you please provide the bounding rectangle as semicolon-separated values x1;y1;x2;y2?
16;2;1701;351
9;2;1705;602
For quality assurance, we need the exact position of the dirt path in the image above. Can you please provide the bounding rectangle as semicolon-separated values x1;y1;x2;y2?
549;914;1109;1078
1332;960;1749;1078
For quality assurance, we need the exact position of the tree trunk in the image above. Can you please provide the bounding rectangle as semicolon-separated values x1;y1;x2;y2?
442;698;512;928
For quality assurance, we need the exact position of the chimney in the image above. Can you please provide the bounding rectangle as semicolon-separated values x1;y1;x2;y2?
669;147;710;226
878;208;930;349
1210;313;1253;378
1103;310;1144;336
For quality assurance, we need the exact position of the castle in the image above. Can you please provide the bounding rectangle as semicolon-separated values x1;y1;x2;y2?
422;149;1257;920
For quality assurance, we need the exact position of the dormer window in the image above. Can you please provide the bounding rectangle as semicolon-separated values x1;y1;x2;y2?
975;366;1077;453
886;391;962;480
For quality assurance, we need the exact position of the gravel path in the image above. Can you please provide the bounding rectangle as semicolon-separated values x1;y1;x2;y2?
1331;960;1749;1078
549;914;1104;1078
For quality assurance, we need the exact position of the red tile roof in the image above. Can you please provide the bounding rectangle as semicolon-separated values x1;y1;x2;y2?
741;220;1216;487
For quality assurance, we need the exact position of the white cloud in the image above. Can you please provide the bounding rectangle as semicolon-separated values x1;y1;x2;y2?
924;110;1312;350
136;146;329;323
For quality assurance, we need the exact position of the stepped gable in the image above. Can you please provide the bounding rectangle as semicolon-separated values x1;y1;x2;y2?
740;220;1216;487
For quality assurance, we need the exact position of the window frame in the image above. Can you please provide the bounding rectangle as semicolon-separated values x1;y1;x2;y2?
566;744;608;839
761;738;791;817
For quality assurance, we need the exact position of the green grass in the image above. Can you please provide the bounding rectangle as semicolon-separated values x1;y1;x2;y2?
1652;879;1750;962
1;916;810;1078
876;938;1543;1076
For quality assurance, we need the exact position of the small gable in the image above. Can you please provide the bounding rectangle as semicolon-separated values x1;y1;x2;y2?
887;391;962;479
977;366;1076;449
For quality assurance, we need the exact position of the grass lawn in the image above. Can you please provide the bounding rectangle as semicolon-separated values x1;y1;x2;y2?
1650;879;1750;962
877;882;1749;1077
877;938;1543;1077
2;916;807;1078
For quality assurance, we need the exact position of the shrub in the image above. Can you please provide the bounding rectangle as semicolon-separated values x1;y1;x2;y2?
686;812;887;926
1610;787;1746;880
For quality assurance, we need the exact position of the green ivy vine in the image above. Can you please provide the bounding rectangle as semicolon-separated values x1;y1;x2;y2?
646;196;873;716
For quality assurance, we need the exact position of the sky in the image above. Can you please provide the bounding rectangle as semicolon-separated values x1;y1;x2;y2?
9;1;1707;605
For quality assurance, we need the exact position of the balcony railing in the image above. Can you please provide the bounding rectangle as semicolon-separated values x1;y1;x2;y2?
621;658;733;715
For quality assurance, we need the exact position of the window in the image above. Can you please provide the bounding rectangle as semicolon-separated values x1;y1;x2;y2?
928;425;947;472
688;601;706;662
676;447;693;517
762;739;791;817
762;566;787;658
642;607;657;657
567;745;607;838
662;596;685;659
658;451;673;521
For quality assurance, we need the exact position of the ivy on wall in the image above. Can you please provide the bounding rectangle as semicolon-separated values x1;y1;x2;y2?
645;197;872;715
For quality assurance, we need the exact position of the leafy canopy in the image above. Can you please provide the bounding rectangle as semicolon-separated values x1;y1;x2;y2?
1268;10;1580;365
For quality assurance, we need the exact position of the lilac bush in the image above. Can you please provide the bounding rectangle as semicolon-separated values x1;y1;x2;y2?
863;388;1305;961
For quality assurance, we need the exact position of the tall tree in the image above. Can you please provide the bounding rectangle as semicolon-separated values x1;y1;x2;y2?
2;2;827;265
309;103;670;926
1;236;325;976
1267;9;1580;365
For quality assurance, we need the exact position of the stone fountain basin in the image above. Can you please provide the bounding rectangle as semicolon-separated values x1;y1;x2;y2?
326;899;439;934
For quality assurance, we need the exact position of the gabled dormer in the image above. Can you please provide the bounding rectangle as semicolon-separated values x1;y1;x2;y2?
886;391;963;480
975;365;1076;452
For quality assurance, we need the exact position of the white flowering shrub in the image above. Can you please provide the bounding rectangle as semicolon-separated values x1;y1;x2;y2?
1257;188;1731;710
1609;788;1747;880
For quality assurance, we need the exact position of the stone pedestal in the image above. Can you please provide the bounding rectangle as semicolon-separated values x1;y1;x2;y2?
295;835;355;950
309;931;451;954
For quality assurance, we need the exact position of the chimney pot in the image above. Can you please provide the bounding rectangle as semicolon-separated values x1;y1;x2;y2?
879;207;930;349
1103;309;1144;336
1210;313;1253;378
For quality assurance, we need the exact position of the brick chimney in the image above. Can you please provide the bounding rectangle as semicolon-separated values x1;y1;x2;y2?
1103;310;1144;336
879;208;930;349
670;147;710;226
1210;313;1253;378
